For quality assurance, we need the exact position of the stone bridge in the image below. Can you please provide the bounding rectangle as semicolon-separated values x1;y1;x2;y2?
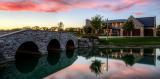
0;30;78;61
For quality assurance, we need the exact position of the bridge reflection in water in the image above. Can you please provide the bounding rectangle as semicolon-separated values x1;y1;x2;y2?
0;48;160;79
0;49;77;79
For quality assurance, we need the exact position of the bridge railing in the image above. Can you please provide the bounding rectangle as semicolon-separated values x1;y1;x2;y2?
0;30;27;38
0;30;77;39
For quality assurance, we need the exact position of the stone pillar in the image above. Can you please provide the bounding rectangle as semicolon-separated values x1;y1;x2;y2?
153;28;157;37
140;27;144;37
120;29;123;36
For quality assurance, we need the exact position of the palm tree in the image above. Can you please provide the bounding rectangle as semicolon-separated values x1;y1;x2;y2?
90;15;103;35
123;20;134;36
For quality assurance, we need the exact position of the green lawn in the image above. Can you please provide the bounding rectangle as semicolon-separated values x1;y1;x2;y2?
99;37;160;45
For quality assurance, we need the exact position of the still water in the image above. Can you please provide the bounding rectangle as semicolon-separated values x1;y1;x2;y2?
0;48;160;79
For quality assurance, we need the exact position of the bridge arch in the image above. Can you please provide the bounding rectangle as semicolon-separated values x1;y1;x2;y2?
65;40;75;58
47;39;60;52
66;40;75;49
15;41;40;73
16;41;39;55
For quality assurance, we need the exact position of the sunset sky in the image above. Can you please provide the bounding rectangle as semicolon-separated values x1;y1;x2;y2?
0;0;160;29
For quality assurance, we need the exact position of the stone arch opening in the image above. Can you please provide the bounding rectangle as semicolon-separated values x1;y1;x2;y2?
16;41;39;55
66;40;75;49
15;41;40;73
66;40;75;58
47;39;60;52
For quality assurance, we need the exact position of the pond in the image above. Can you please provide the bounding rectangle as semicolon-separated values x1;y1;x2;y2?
0;48;160;79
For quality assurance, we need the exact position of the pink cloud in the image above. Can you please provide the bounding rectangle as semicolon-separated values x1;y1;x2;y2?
102;0;150;12
134;12;144;15
0;1;37;11
0;0;153;12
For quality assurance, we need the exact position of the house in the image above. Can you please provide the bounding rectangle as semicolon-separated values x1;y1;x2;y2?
85;16;156;37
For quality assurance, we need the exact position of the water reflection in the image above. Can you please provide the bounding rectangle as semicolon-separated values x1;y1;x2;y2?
156;49;160;67
122;54;135;66
15;51;40;73
66;48;75;59
90;59;102;76
158;56;160;60
0;49;77;79
1;48;160;79
47;50;61;65
79;48;156;66
0;53;5;62
45;48;160;79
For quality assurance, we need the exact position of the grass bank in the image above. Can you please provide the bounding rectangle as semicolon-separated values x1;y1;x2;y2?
99;37;160;46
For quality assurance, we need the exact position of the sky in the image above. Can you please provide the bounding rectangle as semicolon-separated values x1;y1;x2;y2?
0;0;160;29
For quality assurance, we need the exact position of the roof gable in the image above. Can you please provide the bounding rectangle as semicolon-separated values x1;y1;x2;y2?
128;15;144;28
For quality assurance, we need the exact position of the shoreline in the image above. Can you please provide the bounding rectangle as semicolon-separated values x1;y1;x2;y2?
97;44;160;48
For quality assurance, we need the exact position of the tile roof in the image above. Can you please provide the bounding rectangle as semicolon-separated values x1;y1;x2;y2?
108;19;127;23
136;17;155;27
107;17;155;28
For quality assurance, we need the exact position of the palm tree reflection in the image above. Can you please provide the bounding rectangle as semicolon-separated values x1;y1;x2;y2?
122;54;135;66
90;59;102;76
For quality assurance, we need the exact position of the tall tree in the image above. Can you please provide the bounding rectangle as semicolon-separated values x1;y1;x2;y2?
22;26;31;30
123;20;134;36
41;27;49;31
67;28;75;32
50;27;57;31
32;26;40;30
90;15;103;34
83;26;93;34
58;22;64;31
102;19;110;37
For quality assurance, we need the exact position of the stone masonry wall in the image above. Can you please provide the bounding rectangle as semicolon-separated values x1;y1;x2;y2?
0;30;78;62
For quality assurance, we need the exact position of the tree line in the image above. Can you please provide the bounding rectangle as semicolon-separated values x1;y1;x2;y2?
0;22;64;31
